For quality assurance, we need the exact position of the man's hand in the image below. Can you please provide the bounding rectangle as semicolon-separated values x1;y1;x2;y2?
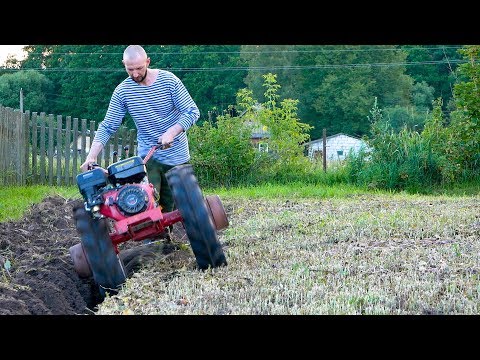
80;141;104;172
80;158;97;172
158;124;184;149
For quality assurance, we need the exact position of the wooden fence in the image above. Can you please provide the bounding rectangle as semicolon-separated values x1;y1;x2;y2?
0;105;137;186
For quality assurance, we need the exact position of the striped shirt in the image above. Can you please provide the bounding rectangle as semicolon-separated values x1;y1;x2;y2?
93;69;200;165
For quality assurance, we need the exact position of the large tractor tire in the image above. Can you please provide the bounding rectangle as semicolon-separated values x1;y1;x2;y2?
72;203;127;299
166;164;227;270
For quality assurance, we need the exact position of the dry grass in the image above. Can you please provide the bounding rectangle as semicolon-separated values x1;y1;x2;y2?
97;193;480;315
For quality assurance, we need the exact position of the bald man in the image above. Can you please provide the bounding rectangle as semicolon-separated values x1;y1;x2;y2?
81;45;200;215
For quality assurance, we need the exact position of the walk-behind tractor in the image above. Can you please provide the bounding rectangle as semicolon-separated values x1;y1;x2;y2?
69;144;229;298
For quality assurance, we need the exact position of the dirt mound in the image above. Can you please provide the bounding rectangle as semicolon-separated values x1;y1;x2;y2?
0;196;183;315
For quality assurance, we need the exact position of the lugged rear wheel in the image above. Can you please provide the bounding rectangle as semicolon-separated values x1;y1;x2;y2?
166;164;227;270
72;203;127;299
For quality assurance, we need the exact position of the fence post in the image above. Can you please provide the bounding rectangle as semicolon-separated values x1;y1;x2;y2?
39;112;46;185
81;119;87;164
0;106;4;185
31;112;38;183
56;115;63;186
24;110;30;185
0;106;6;185
72;117;79;181
48;114;54;186
64;116;71;185
113;130;119;163
16;110;24;185
89;120;96;160
128;129;136;156
323;128;327;172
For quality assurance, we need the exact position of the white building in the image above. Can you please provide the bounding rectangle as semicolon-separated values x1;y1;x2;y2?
306;133;368;161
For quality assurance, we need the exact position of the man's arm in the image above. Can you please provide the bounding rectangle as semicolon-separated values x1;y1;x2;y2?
158;123;185;147
80;141;104;172
171;76;200;132
80;87;126;172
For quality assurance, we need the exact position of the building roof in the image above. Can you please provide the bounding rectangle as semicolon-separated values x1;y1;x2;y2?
305;133;363;145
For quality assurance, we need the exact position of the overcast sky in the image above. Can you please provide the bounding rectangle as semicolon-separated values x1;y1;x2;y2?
0;45;27;66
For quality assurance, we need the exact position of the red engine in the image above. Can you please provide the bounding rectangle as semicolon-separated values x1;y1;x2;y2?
100;183;157;221
99;183;183;246
76;152;183;249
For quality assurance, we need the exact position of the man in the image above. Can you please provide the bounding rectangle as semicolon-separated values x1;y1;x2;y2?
81;45;200;215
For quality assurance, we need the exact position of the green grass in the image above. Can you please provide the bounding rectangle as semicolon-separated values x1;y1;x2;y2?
207;182;386;200
2;179;479;223
0;185;79;222
428;180;480;197
0;182;378;223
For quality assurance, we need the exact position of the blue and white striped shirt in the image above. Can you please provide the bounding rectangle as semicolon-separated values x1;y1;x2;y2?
94;69;200;165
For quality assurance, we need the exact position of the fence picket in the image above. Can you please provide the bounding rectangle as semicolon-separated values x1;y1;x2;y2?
113;130;119;163
72;117;79;182
31;112;38;183
0;107;5;185
64;116;71;185
15;111;23;184
89;120;96;167
48;114;54;186
128;129;135;157
24;110;30;184
80;119;87;165
57;115;63;186
39;112;46;185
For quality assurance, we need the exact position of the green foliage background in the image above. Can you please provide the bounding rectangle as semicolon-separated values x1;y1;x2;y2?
1;45;464;139
2;44;479;192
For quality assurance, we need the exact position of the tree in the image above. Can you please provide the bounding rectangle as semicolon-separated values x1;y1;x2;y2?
239;73;312;168
446;45;480;179
402;45;462;111
241;45;417;140
18;45;247;128
0;70;53;112
311;46;414;138
20;45;126;123
241;45;314;134
159;45;247;123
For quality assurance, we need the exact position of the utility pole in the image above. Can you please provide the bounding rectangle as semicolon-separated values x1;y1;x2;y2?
323;128;327;172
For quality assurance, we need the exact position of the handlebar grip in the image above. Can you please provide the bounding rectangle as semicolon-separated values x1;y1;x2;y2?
157;141;174;150
88;162;99;170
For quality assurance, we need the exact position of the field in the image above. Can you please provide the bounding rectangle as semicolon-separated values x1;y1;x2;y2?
97;193;480;315
1;188;478;315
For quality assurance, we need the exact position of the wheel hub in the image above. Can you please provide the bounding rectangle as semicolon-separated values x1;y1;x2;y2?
69;243;92;278
205;195;229;230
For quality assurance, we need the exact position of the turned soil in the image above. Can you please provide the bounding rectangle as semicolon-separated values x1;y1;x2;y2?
0;196;188;315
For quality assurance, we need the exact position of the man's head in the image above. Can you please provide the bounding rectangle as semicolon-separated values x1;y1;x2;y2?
123;45;150;83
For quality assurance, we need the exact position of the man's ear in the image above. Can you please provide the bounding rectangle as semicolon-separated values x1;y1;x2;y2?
146;57;151;66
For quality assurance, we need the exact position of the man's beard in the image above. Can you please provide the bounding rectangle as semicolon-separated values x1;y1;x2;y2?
132;69;148;83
